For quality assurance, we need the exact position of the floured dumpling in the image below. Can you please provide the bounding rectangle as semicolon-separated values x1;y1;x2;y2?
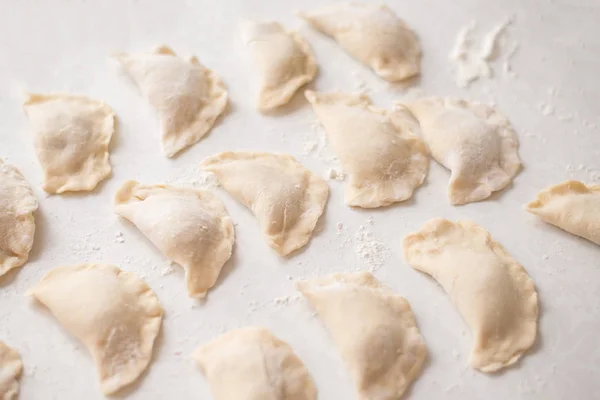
240;21;317;111
0;160;38;277
298;2;421;82
403;218;538;372
0;341;22;400
23;93;115;193
305;91;428;208
194;327;316;400
201;152;328;256
28;264;163;394
115;46;228;157
403;97;521;205
296;272;427;400
525;180;600;245
114;181;235;298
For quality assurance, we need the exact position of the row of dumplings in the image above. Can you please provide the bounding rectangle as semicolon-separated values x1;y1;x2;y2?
2;217;539;399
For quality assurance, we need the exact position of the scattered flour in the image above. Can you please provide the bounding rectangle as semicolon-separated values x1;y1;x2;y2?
325;167;345;181
166;164;220;189
115;231;124;243
272;295;302;307
354;217;391;272
538;102;555;116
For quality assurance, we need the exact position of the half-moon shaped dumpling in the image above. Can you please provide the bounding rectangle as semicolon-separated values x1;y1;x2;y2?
201;152;328;256
305;91;428;208
0;160;38;277
0;341;23;400
240;21;317;112
27;264;163;395
298;2;421;82
194;326;317;400
403;97;521;205
115;46;228;157
525;180;600;246
296;272;427;400
23;93;115;193
403;218;538;372
114;181;235;298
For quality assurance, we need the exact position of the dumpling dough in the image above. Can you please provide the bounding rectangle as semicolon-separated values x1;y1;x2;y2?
115;46;228;157
403;97;521;205
27;264;163;394
23;93;115;193
305;91;428;208
240;21;317;111
201;152;328;256
114;181;235;298
296;272;427;400
194;327;316;400
525;180;600;245
0;160;38;277
0;341;22;400
298;2;421;82
403;218;538;372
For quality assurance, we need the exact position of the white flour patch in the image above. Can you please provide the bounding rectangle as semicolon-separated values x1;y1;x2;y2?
538;102;555;116
354;217;391;272
166;164;220;189
325;167;345;181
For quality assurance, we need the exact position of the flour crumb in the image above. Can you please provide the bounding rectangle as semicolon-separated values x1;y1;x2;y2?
167;165;220;189
272;295;302;307
325;167;346;181
115;231;125;243
538;102;555;116
161;264;176;276
354;217;391;272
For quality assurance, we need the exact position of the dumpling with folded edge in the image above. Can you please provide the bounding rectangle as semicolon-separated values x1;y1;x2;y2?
298;2;421;82
201;151;328;256
296;272;427;400
27;264;163;395
402;96;521;205
403;218;538;372
0;341;23;399
114;46;228;157
305;90;428;208
241;20;317;112
525;180;600;245
114;181;234;298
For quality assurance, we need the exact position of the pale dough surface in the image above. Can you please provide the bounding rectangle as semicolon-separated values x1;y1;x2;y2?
241;21;317;112
0;341;22;400
525;180;600;246
194;326;317;400
27;264;163;395
114;181;235;298
296;272;427;400
201;151;328;256
0;160;38;277
23;93;115;194
403;218;538;372
306;90;428;208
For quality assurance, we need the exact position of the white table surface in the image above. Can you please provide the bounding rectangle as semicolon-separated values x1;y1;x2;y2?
1;0;599;399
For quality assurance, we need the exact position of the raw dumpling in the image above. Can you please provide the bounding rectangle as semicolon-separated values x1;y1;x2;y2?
27;264;163;394
0;160;38;277
0;341;22;400
296;272;427;400
403;97;521;205
201;152;328;256
23;93;115;193
525;180;600;245
194;327;316;400
114;181;235;298
305;91;428;208
403;218;538;372
298;2;421;82
240;21;317;111
115;46;228;157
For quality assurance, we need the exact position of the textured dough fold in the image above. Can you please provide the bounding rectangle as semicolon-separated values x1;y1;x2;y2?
525;180;600;245
0;341;23;400
23;93;115;193
28;264;163;394
306;90;428;208
114;181;235;298
241;21;317;111
296;272;427;400
299;2;421;82
115;46;228;157
403;97;520;205
194;326;317;400
403;218;538;372
0;160;38;277
201;151;328;256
